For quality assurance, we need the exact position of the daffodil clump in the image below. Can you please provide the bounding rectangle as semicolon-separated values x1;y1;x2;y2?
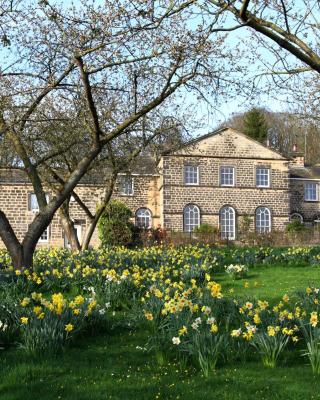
18;291;103;354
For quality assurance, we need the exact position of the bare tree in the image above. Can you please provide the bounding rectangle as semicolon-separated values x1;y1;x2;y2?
0;1;237;268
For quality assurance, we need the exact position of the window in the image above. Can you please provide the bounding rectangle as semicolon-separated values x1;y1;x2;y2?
290;213;303;223
256;207;271;233
304;182;318;201
39;226;49;243
256;167;270;188
184;165;199;185
29;193;49;213
183;204;200;232
220;166;235;186
120;176;134;196
220;206;236;240
64;224;82;248
136;208;152;228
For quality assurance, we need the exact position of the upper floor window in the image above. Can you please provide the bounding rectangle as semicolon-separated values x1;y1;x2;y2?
120;176;134;196
28;193;49;213
184;165;199;185
304;182;318;201
220;166;235;186
256;167;270;188
183;204;200;232
256;207;271;233
136;208;152;228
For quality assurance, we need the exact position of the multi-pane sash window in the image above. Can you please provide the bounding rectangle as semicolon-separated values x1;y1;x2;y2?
29;193;49;213
255;207;271;233
136;208;152;228
39;226;49;242
220;166;235;186
256;167;270;188
220;206;235;239
304;183;318;201
120;176;134;196
183;204;200;232
184;165;199;185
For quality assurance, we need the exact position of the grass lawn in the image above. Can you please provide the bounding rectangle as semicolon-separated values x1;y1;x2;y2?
218;264;320;303
1;264;320;400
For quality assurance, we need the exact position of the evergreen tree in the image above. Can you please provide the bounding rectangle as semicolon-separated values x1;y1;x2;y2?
243;108;268;143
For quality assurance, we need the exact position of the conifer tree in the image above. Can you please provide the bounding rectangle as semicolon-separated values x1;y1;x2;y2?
243;108;268;143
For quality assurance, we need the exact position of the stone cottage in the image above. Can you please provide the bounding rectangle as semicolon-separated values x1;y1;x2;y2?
0;127;319;248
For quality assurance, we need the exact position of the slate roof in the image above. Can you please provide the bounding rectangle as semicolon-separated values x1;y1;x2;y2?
0;156;158;185
290;165;320;180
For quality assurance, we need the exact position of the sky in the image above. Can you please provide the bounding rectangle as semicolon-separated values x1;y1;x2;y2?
1;0;312;138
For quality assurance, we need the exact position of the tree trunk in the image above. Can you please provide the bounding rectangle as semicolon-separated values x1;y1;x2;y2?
81;207;104;250
81;175;116;250
59;203;81;251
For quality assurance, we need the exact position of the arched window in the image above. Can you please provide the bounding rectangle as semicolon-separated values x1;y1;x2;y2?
290;213;303;223
183;204;200;232
256;207;271;233
136;208;152;228
220;206;236;240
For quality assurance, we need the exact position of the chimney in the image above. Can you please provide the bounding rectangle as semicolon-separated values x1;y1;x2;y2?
290;143;305;167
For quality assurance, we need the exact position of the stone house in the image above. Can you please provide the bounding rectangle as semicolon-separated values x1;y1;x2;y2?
0;127;319;248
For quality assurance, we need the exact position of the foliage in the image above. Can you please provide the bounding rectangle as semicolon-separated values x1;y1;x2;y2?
194;223;218;234
286;219;306;233
98;200;134;247
243;108;268;143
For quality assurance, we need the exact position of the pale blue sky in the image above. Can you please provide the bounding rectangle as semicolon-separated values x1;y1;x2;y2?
1;0;312;137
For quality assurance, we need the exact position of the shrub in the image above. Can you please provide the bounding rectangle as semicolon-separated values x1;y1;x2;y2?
98;200;134;247
193;223;218;234
286;219;306;233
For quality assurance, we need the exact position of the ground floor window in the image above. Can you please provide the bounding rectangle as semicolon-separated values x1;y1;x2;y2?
64;224;82;248
183;204;200;232
39;226;50;243
220;206;236;239
136;208;152;228
290;213;303;223
256;207;271;233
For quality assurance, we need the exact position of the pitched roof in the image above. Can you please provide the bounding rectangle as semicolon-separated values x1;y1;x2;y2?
0;156;158;185
163;127;287;160
290;165;320;180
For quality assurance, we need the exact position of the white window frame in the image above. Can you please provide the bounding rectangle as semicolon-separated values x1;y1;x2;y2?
120;176;134;196
304;182;318;201
290;213;303;223
29;193;49;213
256;167;270;188
183;204;201;232
220;166;235;187
255;207;271;233
184;165;199;186
64;224;82;248
220;206;236;240
136;208;152;229
38;226;50;243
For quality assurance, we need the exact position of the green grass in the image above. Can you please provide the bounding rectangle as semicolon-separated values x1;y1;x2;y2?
1;264;320;400
217;264;320;303
1;328;320;400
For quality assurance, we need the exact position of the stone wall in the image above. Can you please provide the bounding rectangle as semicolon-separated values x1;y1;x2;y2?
0;174;160;249
162;128;291;235
290;179;320;222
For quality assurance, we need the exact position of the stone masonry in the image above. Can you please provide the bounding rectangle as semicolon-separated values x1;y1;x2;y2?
0;127;319;249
